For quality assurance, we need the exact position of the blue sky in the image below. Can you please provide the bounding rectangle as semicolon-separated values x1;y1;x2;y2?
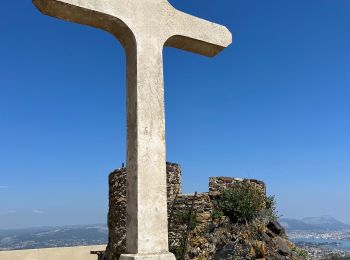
0;0;350;229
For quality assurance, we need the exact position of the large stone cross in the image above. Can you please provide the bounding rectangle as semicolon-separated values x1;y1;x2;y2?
33;0;231;259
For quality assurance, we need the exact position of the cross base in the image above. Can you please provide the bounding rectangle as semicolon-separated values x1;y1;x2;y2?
119;252;176;260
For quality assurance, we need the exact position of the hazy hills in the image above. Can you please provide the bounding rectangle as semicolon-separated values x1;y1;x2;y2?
280;215;350;231
1;216;350;251
0;225;107;251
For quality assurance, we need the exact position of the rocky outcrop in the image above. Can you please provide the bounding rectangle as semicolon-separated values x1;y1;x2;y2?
104;163;303;260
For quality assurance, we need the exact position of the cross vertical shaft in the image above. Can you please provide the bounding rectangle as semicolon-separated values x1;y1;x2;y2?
125;41;170;255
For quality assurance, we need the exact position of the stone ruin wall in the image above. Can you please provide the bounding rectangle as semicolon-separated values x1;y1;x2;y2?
208;176;266;199
104;163;266;260
104;163;182;260
105;166;126;260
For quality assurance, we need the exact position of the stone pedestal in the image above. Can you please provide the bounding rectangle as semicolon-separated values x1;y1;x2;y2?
120;253;175;260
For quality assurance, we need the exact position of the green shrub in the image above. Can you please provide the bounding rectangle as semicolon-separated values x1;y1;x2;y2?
212;209;225;220
216;184;265;223
169;244;184;260
291;246;308;259
172;209;197;230
265;195;279;222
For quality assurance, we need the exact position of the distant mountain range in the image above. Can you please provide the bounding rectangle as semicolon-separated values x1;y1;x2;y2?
0;225;107;251
1;216;350;251
280;215;350;231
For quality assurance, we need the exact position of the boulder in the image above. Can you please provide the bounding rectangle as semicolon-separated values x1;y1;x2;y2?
267;220;285;236
275;237;291;256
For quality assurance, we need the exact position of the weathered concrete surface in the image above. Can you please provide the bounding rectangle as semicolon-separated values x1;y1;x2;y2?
0;245;106;260
32;0;232;259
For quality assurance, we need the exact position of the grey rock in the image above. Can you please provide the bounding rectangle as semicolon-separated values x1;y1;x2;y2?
267;220;285;236
276;237;291;256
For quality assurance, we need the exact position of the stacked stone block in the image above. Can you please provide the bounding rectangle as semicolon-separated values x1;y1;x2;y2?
104;167;127;260
209;177;266;198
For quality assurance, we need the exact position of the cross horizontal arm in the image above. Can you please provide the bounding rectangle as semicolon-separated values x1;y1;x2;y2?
32;0;135;49
33;0;104;22
165;12;232;57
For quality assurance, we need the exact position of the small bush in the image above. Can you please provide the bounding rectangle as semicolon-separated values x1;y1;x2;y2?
216;184;265;223
291;246;308;259
265;195;279;222
212;209;225;220
169;244;184;260
173;209;197;230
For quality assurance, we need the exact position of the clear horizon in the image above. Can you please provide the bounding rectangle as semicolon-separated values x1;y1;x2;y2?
1;0;350;229
0;214;349;231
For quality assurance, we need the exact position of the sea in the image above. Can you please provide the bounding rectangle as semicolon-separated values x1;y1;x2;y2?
292;237;350;251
